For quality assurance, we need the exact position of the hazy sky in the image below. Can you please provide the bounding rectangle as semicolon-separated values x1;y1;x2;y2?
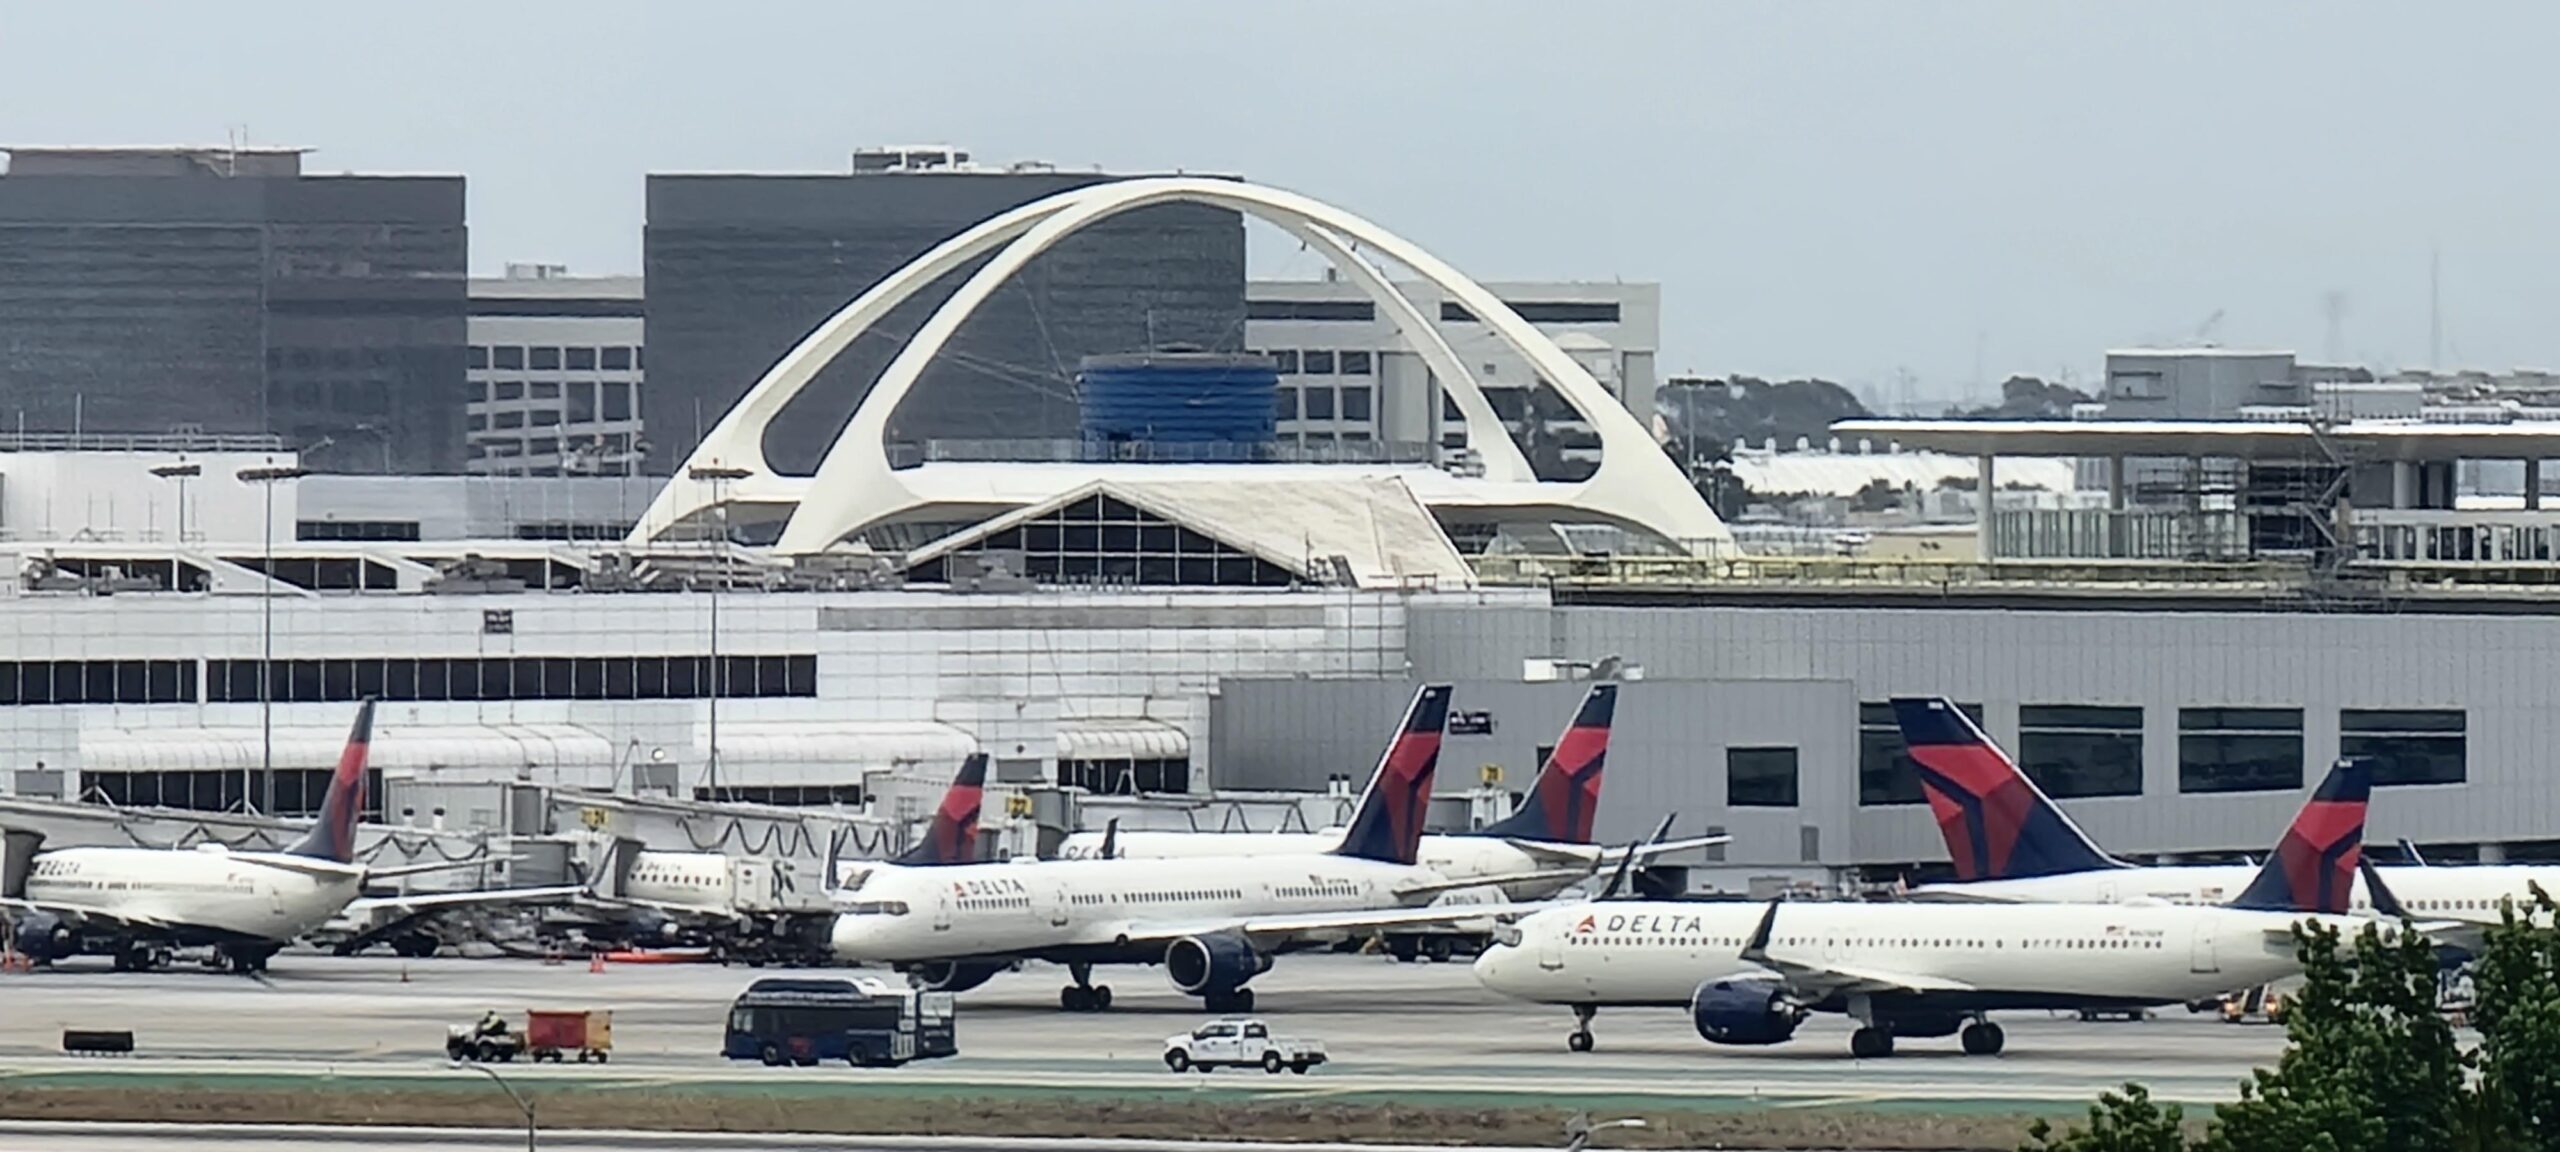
6;2;2555;403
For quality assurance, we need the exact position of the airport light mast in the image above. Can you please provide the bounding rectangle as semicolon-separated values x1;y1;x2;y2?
688;463;751;801
237;460;310;817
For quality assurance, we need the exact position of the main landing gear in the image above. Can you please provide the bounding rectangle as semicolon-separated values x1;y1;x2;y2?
1567;1005;1597;1052
1201;987;1256;1014
1059;963;1115;1012
215;943;276;975
110;943;171;972
1848;1017;2004;1058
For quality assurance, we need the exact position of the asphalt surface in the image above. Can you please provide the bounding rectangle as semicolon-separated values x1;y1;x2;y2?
0;1128;1608;1152
0;951;2290;1107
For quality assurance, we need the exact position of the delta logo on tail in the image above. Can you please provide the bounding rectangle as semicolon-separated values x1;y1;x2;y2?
2230;758;2373;915
283;698;377;864
1331;684;1454;865
1475;684;1616;844
895;753;988;867
1889;697;2124;881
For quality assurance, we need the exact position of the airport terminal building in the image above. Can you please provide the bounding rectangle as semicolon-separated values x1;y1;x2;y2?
3;177;2558;889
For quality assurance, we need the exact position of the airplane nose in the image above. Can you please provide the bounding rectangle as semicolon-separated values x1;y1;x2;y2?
1470;943;1514;989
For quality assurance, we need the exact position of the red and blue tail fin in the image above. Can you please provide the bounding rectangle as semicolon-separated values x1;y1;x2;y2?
2229;758;2372;915
1331;684;1453;865
1891;697;2126;880
283;698;376;864
893;753;987;866
1473;684;1615;843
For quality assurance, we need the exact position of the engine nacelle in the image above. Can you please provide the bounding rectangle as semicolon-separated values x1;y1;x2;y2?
906;960;1006;994
1164;931;1272;994
1691;973;1804;1046
7;912;76;962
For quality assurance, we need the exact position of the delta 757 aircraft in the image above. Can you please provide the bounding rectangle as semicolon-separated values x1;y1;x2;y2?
3;700;579;973
1889;696;2560;923
536;753;992;965
1475;758;2394;1058
1053;684;1726;898
830;684;1563;1013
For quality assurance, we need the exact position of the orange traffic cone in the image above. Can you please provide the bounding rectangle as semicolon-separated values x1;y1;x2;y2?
399;965;410;984
588;953;606;974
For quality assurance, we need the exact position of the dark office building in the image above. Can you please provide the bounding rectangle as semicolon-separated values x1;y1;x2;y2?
0;147;467;473
644;151;1246;474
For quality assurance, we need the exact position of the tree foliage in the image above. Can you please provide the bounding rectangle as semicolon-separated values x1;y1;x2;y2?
2028;890;2560;1152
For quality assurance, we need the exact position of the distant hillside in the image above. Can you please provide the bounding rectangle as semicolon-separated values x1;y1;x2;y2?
1659;376;1871;453
1949;375;2095;420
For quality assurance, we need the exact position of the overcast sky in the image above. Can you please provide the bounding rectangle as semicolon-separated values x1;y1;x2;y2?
5;1;2554;404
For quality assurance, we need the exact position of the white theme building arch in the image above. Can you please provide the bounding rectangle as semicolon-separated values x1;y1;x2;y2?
630;177;1729;556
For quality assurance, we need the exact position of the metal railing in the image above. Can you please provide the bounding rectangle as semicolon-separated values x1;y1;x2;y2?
886;438;1440;468
0;430;285;453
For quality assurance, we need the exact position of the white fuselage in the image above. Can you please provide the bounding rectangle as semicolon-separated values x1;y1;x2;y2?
1928;863;2560;926
1475;900;2353;1010
622;851;743;914
1053;829;1594;897
829;852;1445;963
23;846;363;943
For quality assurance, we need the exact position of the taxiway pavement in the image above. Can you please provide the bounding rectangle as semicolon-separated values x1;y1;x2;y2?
0;952;2290;1106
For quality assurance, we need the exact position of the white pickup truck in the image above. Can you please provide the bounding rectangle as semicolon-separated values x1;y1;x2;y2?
1163;1017;1327;1074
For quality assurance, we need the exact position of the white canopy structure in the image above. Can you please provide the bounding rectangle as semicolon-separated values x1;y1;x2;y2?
629;177;1730;560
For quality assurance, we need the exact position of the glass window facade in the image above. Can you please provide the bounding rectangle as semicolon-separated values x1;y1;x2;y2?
2018;705;2145;798
2341;709;2467;786
1726;746;1799;808
2178;707;2304;793
0;159;466;472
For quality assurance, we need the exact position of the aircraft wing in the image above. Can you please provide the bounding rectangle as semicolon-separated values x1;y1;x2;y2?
0;895;176;931
1393;869;1589;900
1735;899;1974;1000
346;885;588;918
1111;902;1558;949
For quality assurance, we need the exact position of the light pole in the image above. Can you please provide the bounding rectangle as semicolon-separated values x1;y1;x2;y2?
451;1061;537;1150
238;461;310;817
687;464;750;802
149;459;201;566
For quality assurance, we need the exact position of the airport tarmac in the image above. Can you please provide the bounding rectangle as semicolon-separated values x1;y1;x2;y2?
0;952;2290;1106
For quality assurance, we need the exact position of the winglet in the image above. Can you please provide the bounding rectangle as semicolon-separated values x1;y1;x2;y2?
2228;757;2372;914
892;752;987;867
1891;697;2127;880
2399;838;2430;867
2358;857;2410;919
1740;900;1781;965
1594;814;1672;900
283;698;377;863
1330;685;1453;865
1098;818;1121;861
1473;683;1616;844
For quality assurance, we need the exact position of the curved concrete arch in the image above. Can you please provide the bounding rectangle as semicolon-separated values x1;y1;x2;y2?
640;176;1727;556
626;195;1075;543
1273;217;1531;482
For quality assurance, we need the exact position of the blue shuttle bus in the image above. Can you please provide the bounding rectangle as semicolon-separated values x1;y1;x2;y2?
723;977;958;1067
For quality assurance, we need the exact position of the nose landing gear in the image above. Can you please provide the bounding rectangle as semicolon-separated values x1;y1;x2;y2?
1058;962;1114;1012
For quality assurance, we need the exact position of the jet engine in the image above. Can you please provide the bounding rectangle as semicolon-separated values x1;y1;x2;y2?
1164;931;1272;995
907;960;1007;994
1690;973;1805;1046
6;911;76;963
